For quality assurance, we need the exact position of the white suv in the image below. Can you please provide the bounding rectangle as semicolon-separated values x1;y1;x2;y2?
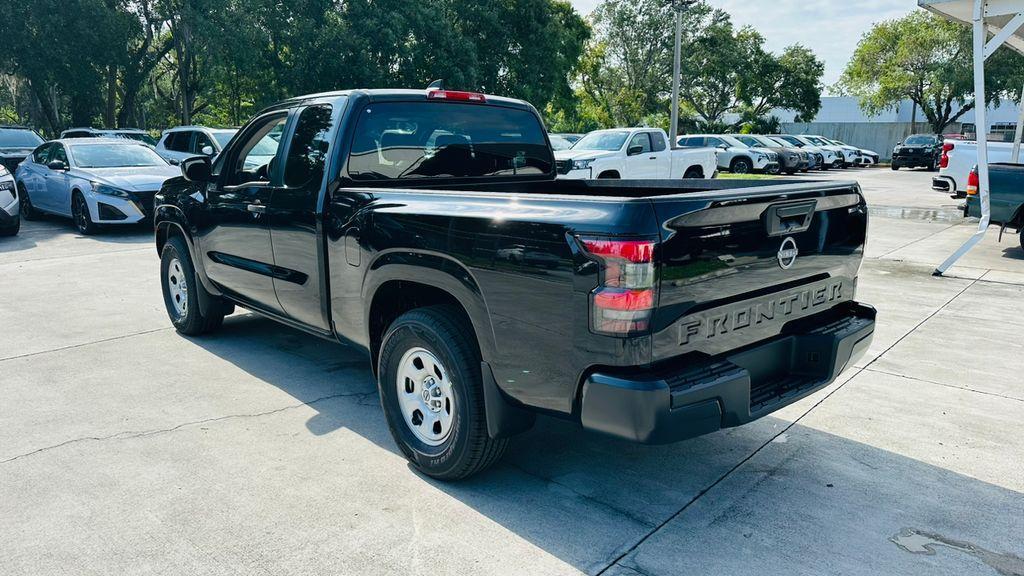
678;134;780;174
156;126;237;165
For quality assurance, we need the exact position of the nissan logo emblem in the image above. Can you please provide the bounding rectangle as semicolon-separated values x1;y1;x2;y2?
778;237;799;269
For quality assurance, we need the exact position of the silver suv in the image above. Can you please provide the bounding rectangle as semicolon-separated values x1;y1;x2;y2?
156;126;237;165
678;134;780;174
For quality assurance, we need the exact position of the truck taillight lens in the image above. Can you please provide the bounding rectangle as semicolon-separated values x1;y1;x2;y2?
940;142;954;168
581;237;657;335
967;167;979;196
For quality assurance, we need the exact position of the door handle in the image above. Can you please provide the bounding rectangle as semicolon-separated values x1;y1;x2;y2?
247;202;266;214
649;156;657;160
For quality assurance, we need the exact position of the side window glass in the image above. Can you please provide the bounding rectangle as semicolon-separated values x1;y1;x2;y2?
650;132;666;152
33;144;51;164
228;114;287;186
169;132;189;152
629;133;652;153
50;144;68;166
285;105;333;189
193;132;214;155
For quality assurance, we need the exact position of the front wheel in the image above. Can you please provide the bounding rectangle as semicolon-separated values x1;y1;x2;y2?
18;183;40;221
161;235;227;335
0;217;18;237
378;305;508;480
730;158;752;174
891;162;900;171
72;191;97;235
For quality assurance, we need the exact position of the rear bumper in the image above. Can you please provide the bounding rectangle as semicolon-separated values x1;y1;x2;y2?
580;302;875;444
932;175;961;196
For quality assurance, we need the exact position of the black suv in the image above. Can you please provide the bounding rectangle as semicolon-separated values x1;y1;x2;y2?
892;134;942;171
0;126;45;174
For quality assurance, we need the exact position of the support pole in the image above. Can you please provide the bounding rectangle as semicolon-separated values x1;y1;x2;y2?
670;9;682;149
1013;80;1024;162
936;0;992;275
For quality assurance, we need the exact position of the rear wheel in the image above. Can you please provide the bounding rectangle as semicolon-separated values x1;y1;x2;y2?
18;183;39;221
161;235;228;335
72;191;97;235
378;305;508;480
683;166;703;179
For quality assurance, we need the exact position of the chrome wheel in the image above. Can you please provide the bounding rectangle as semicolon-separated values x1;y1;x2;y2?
166;257;188;318
396;347;455;446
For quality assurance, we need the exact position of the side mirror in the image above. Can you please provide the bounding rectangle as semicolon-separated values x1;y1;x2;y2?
718;144;730;150
201;145;215;156
181;156;212;183
627;145;644;156
47;160;67;171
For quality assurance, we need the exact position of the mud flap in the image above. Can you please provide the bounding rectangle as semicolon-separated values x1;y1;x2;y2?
481;362;535;439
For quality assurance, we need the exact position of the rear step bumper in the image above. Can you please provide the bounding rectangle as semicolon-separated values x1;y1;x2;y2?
579;302;876;444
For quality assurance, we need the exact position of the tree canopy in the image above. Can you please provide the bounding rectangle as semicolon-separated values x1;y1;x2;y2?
837;10;1024;134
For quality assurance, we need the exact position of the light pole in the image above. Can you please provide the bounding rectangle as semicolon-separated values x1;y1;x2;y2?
667;0;698;149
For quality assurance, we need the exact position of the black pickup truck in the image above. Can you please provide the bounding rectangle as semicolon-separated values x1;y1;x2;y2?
154;88;875;479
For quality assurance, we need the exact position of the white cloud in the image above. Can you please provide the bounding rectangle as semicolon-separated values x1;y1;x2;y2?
566;0;917;91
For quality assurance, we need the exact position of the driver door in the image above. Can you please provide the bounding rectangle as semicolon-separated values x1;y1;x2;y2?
199;111;290;313
42;143;72;215
625;132;658;179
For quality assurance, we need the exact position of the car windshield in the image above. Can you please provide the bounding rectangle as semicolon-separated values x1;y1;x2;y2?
720;135;747;148
0;129;44;148
72;144;168;168
905;135;937;146
573;131;630;151
753;135;782;147
212;131;236;148
805;136;829;146
117;132;158;146
777;136;804;147
549;135;573;151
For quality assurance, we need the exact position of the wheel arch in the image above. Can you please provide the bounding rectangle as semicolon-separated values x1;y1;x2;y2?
363;252;496;378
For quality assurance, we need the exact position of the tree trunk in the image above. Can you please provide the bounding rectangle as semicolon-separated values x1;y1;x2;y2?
28;80;60;136
105;65;117;128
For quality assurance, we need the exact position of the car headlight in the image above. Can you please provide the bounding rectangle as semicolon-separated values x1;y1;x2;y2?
754;153;766;162
572;159;595;170
92;183;130;198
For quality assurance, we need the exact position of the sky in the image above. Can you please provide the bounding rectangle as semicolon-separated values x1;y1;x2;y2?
567;0;918;90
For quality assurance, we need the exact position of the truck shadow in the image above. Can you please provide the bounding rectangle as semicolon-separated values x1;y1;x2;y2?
192;313;1024;575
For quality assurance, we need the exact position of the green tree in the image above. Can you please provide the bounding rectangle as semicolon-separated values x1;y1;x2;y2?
838;10;1024;134
741;45;824;122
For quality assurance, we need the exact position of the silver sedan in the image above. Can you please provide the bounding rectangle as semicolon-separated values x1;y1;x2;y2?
15;138;180;235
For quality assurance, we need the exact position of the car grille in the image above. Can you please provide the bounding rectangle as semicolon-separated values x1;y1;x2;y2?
555;159;572;175
131;190;157;218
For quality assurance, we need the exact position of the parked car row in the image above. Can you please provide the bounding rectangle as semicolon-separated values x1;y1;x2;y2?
550;128;881;179
553;128;717;180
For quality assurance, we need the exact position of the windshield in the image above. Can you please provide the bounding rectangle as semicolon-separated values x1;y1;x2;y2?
805;136;829;146
734;135;764;148
720;135;747;148
573;131;630;152
549;135;573;151
0;129;44;148
212;131;236;148
752;135;781;147
905;135;938;146
117;132;158;146
72;144;168;168
776;136;804;147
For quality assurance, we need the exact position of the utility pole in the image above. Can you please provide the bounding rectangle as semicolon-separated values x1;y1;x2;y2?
667;0;698;149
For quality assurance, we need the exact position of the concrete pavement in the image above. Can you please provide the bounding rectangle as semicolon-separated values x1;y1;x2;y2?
1;169;1022;575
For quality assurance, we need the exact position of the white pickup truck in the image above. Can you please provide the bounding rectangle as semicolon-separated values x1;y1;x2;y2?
934;139;1024;196
554;128;717;180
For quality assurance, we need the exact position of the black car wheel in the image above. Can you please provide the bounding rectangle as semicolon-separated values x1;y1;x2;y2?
683;166;703;179
17;183;39;221
72;192;98;235
730;158;752;174
0;217;18;237
161;235;228;335
891;162;900;171
378;305;508;480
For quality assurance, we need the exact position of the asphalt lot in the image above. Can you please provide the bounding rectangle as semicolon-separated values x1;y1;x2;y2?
2;167;1022;576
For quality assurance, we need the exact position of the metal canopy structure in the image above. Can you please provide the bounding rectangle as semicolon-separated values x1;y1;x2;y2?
919;0;1024;274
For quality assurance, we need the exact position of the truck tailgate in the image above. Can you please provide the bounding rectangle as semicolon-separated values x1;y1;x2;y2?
650;182;867;363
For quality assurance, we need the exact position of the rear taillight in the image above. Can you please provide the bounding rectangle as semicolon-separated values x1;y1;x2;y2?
581;237;657;335
427;90;487;103
940;142;954;168
967;167;979;196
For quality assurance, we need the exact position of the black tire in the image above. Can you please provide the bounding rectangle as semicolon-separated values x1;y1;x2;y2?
597;172;620;179
72;191;98;235
0;218;18;237
1019;227;1024;253
160;235;227;335
17;182;39;221
378;305;508;480
891;162;900;171
683;166;703;179
785;168;797;175
730;157;752;174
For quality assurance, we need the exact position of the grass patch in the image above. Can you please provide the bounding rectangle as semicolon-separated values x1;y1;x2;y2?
716;173;787;180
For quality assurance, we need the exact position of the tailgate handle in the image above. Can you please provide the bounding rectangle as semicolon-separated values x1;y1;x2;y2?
764;200;816;237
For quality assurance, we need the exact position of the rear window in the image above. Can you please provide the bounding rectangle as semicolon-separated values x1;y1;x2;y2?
0;129;44;148
347;102;552;181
